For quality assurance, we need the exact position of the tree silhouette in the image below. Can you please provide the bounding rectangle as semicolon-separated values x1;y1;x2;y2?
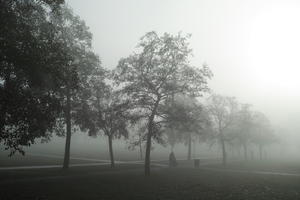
0;0;65;155
208;94;238;166
50;5;102;169
75;70;140;168
251;111;275;160
114;31;212;175
163;95;210;160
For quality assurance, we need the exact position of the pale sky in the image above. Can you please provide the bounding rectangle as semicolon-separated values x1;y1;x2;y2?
67;0;300;134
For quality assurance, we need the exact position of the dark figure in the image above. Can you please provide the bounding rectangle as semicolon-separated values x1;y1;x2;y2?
169;152;178;167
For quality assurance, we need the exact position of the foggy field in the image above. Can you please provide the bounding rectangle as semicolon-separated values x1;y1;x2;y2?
207;160;300;175
0;153;103;167
1;160;300;200
2;0;300;199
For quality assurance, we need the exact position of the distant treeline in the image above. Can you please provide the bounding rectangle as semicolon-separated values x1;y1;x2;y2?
0;0;275;176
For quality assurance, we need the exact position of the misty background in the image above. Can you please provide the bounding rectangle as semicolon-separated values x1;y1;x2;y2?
3;0;299;160
68;0;300;129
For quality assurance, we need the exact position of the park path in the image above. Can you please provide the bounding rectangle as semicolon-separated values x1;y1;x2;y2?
0;163;167;185
0;161;168;171
0;152;168;170
1;153;300;184
27;153;114;162
200;166;300;177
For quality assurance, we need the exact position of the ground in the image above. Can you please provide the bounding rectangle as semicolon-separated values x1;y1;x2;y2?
1;157;300;200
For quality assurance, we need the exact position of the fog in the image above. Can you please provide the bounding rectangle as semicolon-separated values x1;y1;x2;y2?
31;0;299;160
67;0;299;129
2;0;298;161
1;0;299;161
1;1;300;199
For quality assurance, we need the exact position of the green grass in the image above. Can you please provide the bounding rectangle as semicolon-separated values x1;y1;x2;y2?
1;160;300;200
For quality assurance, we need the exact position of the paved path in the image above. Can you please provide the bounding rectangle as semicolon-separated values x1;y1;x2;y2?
1;153;300;181
0;152;171;171
200;166;300;177
27;153;118;163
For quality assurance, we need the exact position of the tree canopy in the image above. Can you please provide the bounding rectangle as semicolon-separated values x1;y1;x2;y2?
0;0;66;155
114;31;212;175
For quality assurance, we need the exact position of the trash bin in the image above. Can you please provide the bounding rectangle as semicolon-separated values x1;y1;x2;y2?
194;159;200;168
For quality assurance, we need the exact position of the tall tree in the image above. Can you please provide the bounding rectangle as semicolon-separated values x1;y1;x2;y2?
208;94;238;166
114;32;212;175
0;0;67;155
76;72;138;168
50;5;102;169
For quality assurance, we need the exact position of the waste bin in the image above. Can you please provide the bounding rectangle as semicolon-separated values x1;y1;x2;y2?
194;159;200;168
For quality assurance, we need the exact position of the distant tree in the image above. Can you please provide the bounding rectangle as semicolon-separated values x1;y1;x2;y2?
127;122;147;160
114;31;212;175
251;111;275;160
165;128;178;151
164;94;178;153
0;0;67;155
232;104;254;161
50;5;103;169
164;95;210;160
208;94;238;166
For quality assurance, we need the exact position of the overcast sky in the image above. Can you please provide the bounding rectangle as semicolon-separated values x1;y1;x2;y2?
67;0;300;134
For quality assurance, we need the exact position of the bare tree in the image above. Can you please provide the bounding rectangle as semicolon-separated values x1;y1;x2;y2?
251;111;275;160
233;104;254;161
208;94;238;166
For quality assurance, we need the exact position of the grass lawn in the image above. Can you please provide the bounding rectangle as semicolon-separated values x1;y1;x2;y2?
0;153;107;167
1;160;300;200
206;159;300;174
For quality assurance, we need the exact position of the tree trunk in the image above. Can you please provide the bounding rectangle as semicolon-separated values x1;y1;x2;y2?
144;98;160;176
192;140;196;158
187;133;192;160
220;133;227;166
259;144;263;160
63;87;71;169
243;143;248;161
108;135;115;168
139;137;143;160
144;123;152;176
